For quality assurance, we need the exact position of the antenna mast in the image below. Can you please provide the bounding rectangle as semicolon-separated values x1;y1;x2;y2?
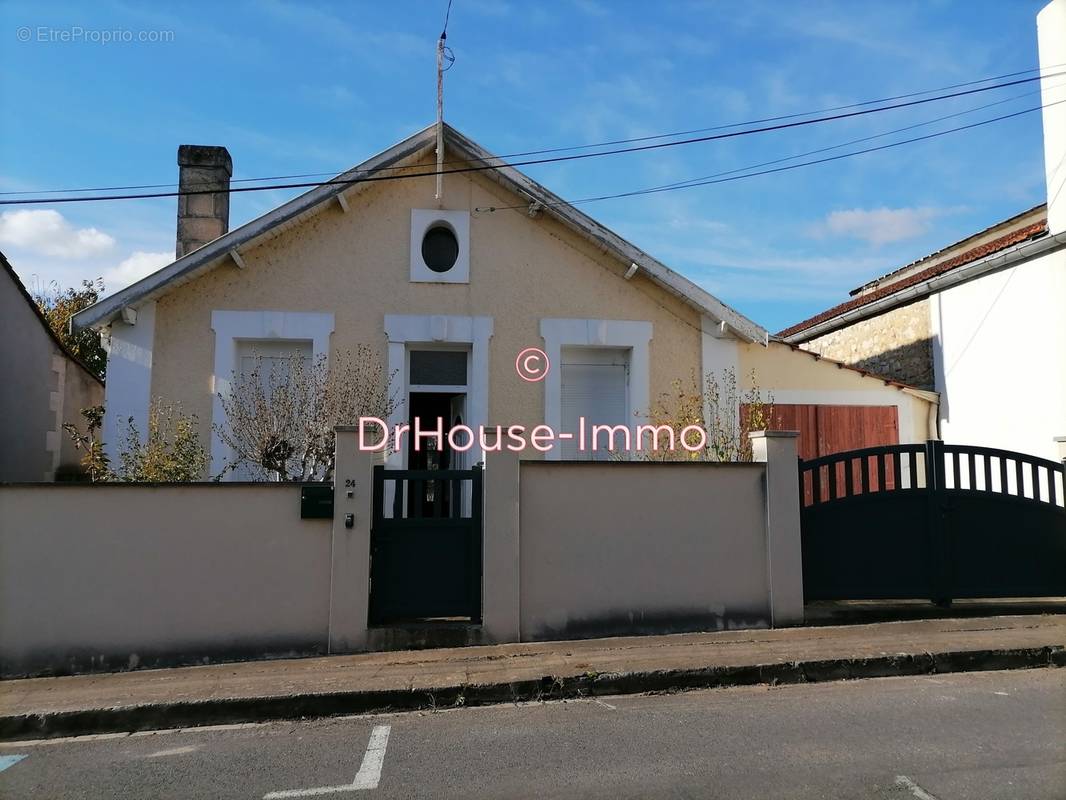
435;0;453;203
435;31;445;201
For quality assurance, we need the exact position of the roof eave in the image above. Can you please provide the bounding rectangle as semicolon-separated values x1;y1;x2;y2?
73;123;767;345
442;127;767;344
783;230;1066;344
73;125;438;331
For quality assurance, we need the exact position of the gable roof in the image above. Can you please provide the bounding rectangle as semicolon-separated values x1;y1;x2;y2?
73;123;767;344
777;205;1050;340
1;250;104;385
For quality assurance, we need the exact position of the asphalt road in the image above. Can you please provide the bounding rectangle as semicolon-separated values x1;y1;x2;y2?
1;669;1063;799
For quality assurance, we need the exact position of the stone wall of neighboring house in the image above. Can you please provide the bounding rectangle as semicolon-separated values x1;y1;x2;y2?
0;261;104;482
797;299;934;390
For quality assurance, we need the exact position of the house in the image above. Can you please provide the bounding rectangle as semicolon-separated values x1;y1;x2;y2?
0;252;104;482
71;127;936;476
779;2;1066;463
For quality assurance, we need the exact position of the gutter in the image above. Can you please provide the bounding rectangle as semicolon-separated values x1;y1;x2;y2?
784;231;1066;344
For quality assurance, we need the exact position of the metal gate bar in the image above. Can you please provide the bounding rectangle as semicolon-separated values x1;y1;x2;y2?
369;465;483;625
799;440;1066;604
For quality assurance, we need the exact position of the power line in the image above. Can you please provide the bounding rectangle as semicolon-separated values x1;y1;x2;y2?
441;0;453;37
3;64;1061;199
476;101;1059;213
580;81;1065;201
2;71;1062;207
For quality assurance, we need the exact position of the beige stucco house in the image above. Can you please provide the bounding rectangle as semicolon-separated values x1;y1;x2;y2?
73;124;936;475
0;252;104;482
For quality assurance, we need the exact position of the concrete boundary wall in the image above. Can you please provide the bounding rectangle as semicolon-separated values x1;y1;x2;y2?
0;484;331;677
518;460;770;640
1;431;803;676
473;431;804;644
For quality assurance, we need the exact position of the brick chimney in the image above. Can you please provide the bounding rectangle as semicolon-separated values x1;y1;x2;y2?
176;144;232;259
1038;0;1066;235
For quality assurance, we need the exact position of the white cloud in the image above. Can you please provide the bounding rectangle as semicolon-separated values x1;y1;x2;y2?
573;0;608;16
104;250;172;291
809;207;945;246
0;209;115;258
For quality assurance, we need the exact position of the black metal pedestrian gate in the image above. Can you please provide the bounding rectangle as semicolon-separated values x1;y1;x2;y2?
369;465;483;624
798;441;1066;603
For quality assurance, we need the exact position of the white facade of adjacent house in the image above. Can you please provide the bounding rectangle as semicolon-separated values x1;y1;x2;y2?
782;0;1066;463
931;243;1066;461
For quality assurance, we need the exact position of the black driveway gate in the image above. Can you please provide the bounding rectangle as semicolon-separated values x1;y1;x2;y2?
369;465;483;624
799;440;1066;603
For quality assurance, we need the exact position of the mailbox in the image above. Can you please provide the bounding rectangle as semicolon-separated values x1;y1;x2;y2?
300;484;334;519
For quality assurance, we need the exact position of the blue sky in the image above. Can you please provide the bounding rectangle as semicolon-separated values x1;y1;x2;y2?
0;0;1054;332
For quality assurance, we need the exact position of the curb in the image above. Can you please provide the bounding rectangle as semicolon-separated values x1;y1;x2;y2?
2;645;1063;741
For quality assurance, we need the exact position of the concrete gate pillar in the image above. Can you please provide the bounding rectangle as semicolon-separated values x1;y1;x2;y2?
481;437;522;643
750;430;805;627
327;426;377;653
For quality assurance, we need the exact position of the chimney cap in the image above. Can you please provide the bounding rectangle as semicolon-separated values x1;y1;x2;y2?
177;144;232;174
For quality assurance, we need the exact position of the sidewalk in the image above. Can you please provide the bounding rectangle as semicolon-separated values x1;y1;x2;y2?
2;614;1063;740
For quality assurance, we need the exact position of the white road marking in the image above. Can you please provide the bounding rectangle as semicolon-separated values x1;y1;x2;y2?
594;699;617;711
146;745;201;758
993;691;1010;696
894;774;941;800
0;754;28;772
264;725;391;798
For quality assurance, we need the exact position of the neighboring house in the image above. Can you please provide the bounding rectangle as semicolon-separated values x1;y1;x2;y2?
779;1;1066;462
72;126;936;477
0;252;104;482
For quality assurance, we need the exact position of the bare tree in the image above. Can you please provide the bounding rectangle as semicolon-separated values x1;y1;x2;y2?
216;346;398;481
640;367;774;462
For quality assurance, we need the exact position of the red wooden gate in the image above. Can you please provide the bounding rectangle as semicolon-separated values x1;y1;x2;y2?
742;404;900;504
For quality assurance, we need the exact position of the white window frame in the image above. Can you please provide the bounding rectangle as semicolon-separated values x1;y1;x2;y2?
540;318;652;461
385;314;493;468
210;310;335;478
410;209;470;284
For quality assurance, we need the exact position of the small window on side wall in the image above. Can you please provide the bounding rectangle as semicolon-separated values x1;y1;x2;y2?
410;209;469;283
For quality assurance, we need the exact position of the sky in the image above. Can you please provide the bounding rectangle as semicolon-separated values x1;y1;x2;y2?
0;0;1055;333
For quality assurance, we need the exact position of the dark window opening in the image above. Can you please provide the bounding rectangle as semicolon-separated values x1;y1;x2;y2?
421;224;460;272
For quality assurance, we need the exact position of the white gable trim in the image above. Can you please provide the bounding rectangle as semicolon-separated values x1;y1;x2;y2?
73;125;766;345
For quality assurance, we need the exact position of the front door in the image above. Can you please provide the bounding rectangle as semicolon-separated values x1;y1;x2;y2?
407;392;466;518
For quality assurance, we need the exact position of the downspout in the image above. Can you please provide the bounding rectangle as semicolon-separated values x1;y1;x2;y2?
928;400;941;441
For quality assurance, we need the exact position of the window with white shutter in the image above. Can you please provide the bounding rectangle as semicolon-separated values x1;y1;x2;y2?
560;347;629;460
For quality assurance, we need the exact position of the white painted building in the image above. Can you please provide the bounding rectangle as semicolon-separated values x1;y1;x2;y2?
782;0;1066;462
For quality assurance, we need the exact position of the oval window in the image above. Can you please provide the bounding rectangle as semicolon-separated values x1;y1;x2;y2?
421;224;460;273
